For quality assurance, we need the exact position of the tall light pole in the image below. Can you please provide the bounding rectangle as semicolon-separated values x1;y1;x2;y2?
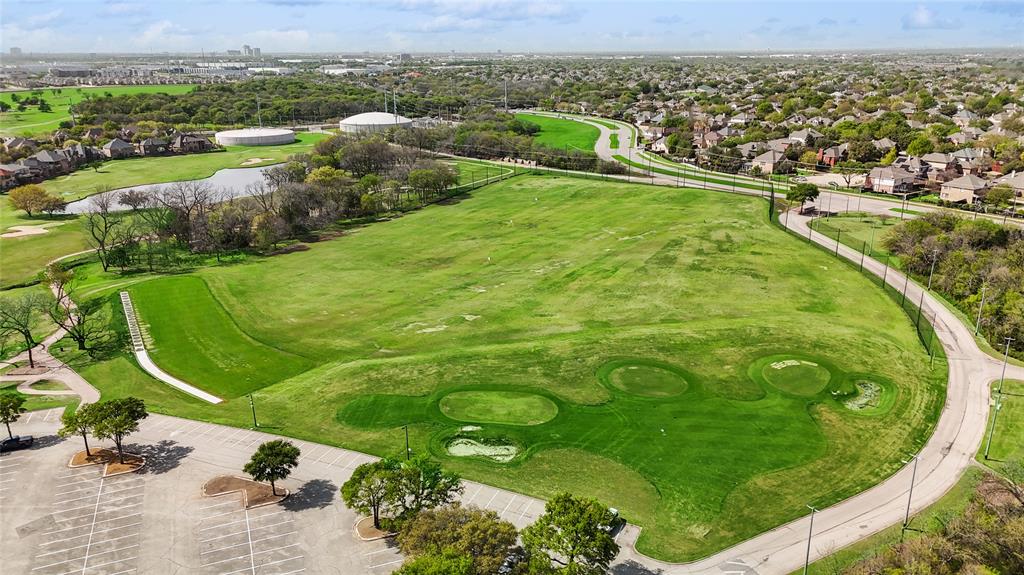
803;505;817;575
984;394;1003;460
975;284;987;336
901;453;919;541
248;393;258;428
402;425;411;460
997;337;1015;395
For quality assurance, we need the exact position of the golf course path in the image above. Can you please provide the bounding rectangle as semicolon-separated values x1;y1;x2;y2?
611;209;1024;575
0;327;100;405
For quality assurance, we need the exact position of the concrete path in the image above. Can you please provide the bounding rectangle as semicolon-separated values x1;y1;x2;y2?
0;328;101;405
118;291;223;404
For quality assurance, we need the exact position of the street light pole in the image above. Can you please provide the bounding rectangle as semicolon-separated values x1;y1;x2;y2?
975;284;987;336
997;337;1015;395
927;250;938;291
901;454;919;541
984;394;1002;460
403;425;410;460
803;505;817;575
248;393;258;428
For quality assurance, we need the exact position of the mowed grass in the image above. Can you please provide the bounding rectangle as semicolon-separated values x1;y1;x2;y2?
439;390;559;426
0;85;196;135
516;113;600;152
89;176;943;560
0;205;90;288
130;276;313;398
42;132;329;202
0;381;78;413
979;379;1024;464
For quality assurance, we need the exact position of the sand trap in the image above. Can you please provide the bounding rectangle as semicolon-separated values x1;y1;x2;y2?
447;438;519;463
240;157;275;166
1;223;63;238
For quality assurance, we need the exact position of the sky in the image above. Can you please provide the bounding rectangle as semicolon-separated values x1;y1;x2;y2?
1;1;1023;55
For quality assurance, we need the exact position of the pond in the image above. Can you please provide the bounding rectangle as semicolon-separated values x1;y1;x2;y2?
63;164;278;214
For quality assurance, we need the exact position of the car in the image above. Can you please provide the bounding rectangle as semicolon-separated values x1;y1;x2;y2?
0;435;34;453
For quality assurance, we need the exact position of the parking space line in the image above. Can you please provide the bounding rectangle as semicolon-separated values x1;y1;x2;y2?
314;448;335;463
44;513;142;535
199;511;286;532
202;552;253;567
248;519;293;533
465;484;483;504
201;499;240;510
499;496;515;518
105;569;137;575
54;492;143;515
250;531;296;546
36;532;138;558
200;539;250;555
56;555;136;574
220;555;302;575
518;500;533;523
55;477;102;489
32;555;85;571
202;508;244;521
57;502;142;523
199;529;248;544
328;452;346;466
41;522;142;546
483;490;499;508
362;548;394;556
369;558;403;569
275;570;305;575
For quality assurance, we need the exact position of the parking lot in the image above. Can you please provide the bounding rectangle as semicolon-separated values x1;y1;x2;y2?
1;409;550;575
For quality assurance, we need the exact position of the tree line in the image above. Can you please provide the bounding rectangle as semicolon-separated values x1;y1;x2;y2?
882;212;1024;357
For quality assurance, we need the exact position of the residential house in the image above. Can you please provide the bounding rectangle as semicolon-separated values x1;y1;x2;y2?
737;141;766;159
951;148;988;174
920;152;960;183
103;138;136;159
940;174;991;203
788;128;824;146
864;166;916;194
83;127;104;142
0;163;35;189
28;149;72;176
751;149;788;174
3;137;37;154
817;143;849;167
136;137;169;156
872;138;896;152
948;132;975;146
170;133;213;153
696;131;723;149
952;109;979;128
650;136;669;153
729;112;754;126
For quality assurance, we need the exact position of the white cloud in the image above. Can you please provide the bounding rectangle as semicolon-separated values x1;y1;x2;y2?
22;9;64;30
134;20;200;50
103;2;148;17
902;4;960;30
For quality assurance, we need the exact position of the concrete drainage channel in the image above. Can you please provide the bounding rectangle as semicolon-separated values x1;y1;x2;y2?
119;291;224;404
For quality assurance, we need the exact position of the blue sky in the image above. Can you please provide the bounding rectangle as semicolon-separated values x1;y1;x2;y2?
2;1;1022;54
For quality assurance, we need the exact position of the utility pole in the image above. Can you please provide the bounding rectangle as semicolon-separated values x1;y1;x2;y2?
975;284;987;336
503;78;508;112
984;394;1002;460
997;337;1015;395
900;454;919;541
403;425;411;460
927;250;939;291
802;505;817;575
248;394;258;428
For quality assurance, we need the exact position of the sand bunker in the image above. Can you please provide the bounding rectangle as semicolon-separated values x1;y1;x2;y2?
844;381;883;411
2;223;63;238
447;438;519;463
240;157;275;166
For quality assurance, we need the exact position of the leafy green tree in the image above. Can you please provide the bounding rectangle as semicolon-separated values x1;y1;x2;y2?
244;440;301;495
906;136;934;156
342;458;400;529
394;549;474;575
37;99;52;113
786;183;820;214
521;492;620;575
398;504;517;575
984;185;1015;209
395;456;463;519
0;394;27;439
8;184;64;217
91;397;148;464
58;403;100;455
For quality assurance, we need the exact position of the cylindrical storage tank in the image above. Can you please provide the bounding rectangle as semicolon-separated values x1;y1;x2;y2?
215;128;296;146
339;112;413;134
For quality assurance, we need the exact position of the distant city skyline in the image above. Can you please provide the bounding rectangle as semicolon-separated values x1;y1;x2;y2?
1;1;1022;55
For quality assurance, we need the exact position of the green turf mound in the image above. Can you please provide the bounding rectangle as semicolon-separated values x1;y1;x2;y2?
337;394;430;428
757;356;833;396
600;359;689;397
439;390;558;426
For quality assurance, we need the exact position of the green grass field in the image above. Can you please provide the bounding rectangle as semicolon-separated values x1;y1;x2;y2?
516;113;600;152
0;85;197;136
0;380;78;413
42;132;329;202
809;213;904;265
75;175;946;560
979;379;1024;464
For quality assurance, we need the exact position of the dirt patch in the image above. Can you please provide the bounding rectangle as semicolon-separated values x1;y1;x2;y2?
267;244;310;256
240;157;275;166
355;516;395;540
203;475;287;509
7;365;50;376
69;448;145;476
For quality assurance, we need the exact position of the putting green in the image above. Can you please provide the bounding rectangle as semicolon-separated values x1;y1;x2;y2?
761;358;833;396
602;360;689;397
439;390;558;426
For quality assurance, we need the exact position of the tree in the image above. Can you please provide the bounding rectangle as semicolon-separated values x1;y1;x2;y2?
243;440;301;496
342;458;400;529
786;183;820;214
984;184;1015;209
83;192;124;272
521;492;620;575
906;135;935;157
43;264;102;350
37;99;52;113
91;397;148;464
398;504;518;575
394;549;475;575
58;403;100;455
0;292;49;368
8;184;64;216
0;394;27;439
395;456;463;519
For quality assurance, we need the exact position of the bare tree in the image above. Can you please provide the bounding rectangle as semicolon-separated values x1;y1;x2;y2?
43;264;102;350
0;292;50;368
83;191;123;272
245;181;277;217
157;181;215;247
